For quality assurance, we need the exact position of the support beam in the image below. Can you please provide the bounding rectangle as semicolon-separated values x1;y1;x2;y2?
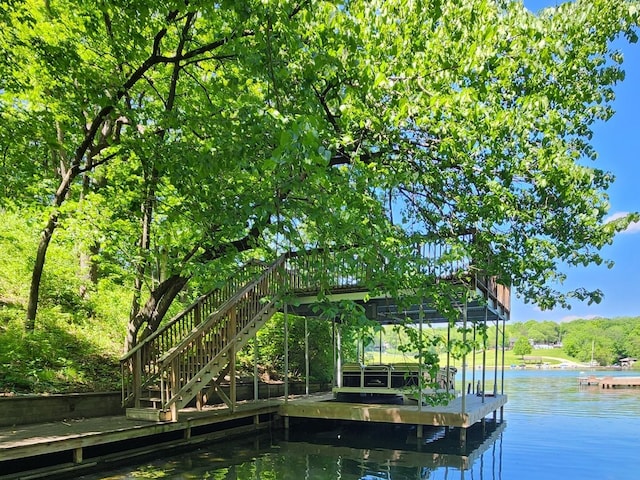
336;321;342;388
461;300;467;415
254;337;259;401
230;310;237;412
459;427;467;447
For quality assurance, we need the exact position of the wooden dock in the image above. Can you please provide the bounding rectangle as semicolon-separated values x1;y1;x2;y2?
0;398;283;479
578;376;640;388
282;393;506;428
0;392;506;479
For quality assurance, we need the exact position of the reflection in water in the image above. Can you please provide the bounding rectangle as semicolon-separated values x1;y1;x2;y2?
78;419;505;480
283;418;505;480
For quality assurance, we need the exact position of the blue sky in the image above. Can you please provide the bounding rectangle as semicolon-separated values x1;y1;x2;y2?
511;1;640;322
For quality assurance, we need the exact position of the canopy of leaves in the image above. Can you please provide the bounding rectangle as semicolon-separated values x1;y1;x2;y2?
0;0;638;331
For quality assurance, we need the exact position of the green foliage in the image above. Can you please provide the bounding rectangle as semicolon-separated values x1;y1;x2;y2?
1;0;638;332
1;0;640;390
513;337;533;359
0;210;130;393
0;309;121;393
507;317;640;366
240;312;338;383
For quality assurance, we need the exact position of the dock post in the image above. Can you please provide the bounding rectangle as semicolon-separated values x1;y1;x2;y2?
461;300;467;415
254;338;259;401
305;316;309;396
416;424;423;438
459;427;467;447
73;447;83;464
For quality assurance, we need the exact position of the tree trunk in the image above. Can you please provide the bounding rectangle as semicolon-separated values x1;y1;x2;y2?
25;215;58;330
78;154;100;299
125;274;189;352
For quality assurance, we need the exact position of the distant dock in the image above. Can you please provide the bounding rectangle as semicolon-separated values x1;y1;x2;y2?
578;376;640;389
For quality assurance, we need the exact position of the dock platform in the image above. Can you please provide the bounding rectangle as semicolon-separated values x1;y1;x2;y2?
282;393;507;429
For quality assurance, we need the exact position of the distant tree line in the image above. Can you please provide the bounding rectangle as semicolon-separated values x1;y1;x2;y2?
505;318;640;366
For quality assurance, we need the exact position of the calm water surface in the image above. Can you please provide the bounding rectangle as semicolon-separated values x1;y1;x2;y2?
80;370;640;479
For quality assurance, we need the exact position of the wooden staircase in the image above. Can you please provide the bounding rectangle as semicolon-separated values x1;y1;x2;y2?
121;256;288;421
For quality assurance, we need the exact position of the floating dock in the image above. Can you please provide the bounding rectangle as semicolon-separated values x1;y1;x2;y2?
0;391;506;479
578;376;640;388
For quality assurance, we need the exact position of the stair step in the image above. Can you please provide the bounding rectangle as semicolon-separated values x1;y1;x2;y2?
126;407;172;422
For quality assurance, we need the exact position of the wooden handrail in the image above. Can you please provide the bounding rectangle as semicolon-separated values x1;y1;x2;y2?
121;260;269;362
158;253;287;367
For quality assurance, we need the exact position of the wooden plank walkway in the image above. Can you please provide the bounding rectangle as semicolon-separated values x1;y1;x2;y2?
0;398;284;479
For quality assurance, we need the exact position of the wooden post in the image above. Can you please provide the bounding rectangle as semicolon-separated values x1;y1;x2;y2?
332;319;336;389
254;337;259;401
284;303;289;402
481;307;487;402
494;317;499;395
230;310;237;412
134;349;142;408
418;302;423;412
305;316;309;396
459;427;467;448
170;358;179;422
461;300;467;415
336;320;342;388
501;316;506;395
73;447;83;464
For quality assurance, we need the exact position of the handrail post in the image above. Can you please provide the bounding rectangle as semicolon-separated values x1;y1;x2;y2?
134;349;141;408
230;307;237;412
284;302;289;402
170;357;179;421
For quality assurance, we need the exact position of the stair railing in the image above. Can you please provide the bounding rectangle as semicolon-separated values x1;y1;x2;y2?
157;253;289;413
121;260;269;406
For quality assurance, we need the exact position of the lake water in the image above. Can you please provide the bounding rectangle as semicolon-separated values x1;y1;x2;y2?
80;370;640;479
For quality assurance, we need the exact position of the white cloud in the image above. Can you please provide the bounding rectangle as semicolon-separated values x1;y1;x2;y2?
604;211;640;234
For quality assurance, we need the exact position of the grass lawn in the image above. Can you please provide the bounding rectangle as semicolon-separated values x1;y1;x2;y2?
366;348;583;368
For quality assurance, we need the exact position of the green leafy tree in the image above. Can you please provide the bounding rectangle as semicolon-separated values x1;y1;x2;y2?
513;336;533;360
1;0;638;356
